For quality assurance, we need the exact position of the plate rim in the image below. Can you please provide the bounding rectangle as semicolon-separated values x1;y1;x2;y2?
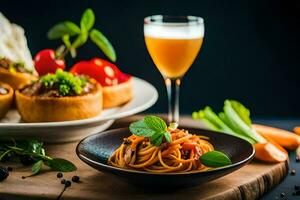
0;77;158;128
76;127;255;176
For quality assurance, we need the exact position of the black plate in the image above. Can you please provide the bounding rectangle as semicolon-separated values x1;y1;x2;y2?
76;127;255;188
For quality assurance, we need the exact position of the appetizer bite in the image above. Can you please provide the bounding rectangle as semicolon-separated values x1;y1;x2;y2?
108;116;231;172
0;58;37;90
16;69;102;122
71;58;133;108
0;82;13;119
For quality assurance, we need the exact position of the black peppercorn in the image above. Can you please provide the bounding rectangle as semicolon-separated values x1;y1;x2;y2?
6;166;13;172
61;179;66;184
290;170;296;175
65;180;71;187
72;175;80;183
57;172;63;178
0;166;9;181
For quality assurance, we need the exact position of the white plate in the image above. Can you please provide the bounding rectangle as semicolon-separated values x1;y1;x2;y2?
0;77;158;143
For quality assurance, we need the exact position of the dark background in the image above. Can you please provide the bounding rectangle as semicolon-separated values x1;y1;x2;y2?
1;0;300;117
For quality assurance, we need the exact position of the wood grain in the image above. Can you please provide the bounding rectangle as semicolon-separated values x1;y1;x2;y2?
0;116;288;200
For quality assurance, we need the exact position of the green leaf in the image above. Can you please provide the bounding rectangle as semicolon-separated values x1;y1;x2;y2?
228;100;252;126
18;139;44;154
129;120;155;137
164;132;172;143
32;160;43;175
150;134;163;147
200;151;232;168
64;21;81;34
47;22;78;40
71;33;89;49
45;158;77;172
89;29;116;62
62;35;71;49
144;115;167;133
80;8;95;31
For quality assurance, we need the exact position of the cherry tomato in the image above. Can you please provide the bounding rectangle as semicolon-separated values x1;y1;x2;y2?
70;58;131;86
34;49;65;76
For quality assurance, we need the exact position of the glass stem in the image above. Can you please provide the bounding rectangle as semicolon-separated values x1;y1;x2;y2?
164;77;181;124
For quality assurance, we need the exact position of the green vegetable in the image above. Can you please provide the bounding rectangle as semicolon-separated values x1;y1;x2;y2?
192;99;266;144
41;69;86;96
47;8;116;61
200;151;232;167
129;115;172;146
0;139;77;177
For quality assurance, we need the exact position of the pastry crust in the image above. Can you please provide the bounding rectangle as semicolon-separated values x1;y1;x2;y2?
15;79;103;122
0;68;37;90
0;82;13;119
103;78;133;108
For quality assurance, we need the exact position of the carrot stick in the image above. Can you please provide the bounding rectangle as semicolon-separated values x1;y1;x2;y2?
253;124;300;150
294;126;300;136
254;142;288;163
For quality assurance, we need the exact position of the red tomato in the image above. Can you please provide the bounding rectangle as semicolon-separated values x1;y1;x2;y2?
182;143;197;151
34;49;65;76
71;58;131;86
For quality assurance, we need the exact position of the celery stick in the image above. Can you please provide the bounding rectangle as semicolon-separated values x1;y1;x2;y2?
224;101;266;143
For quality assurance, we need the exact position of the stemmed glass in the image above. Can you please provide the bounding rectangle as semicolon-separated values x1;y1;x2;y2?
144;15;204;123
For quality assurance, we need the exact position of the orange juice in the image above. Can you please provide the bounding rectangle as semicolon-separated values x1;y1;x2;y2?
145;36;203;78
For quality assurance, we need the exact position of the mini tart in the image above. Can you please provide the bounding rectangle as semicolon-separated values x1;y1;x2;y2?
103;78;133;108
0;68;37;90
15;79;103;122
0;82;13;119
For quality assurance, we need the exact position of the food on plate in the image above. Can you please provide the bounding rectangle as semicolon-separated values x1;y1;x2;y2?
71;58;132;108
0;82;13;119
253;124;300;150
192;100;289;163
0;13;35;71
0;57;37;90
294;126;300;135
15;69;102;122
34;49;65;76
108;115;231;172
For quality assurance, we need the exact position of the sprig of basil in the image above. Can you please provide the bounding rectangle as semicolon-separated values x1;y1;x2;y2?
200;151;232;167
129;116;172;146
45;158;77;172
46;8;116;62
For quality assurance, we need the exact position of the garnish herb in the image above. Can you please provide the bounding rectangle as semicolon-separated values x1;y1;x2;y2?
129;115;172;146
192;99;266;144
41;69;87;96
0;139;77;177
47;8;116;62
199;151;232;167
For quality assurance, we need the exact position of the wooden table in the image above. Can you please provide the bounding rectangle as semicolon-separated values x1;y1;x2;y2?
0;116;288;200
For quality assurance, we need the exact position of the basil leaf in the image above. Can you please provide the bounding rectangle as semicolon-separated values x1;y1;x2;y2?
164;132;172;143
80;8;95;31
45;158;77;172
32;160;43;175
129;120;155;137
47;22;78;40
144;115;167;133
150;134;163;147
200;151;232;168
89;29;116;62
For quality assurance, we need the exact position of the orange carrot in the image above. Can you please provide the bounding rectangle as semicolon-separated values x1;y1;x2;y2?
254;142;288;163
294;126;300;136
253;124;300;150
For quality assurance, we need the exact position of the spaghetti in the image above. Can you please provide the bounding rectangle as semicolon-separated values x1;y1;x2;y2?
108;128;214;173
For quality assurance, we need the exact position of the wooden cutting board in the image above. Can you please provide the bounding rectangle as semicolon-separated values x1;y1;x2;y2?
0;116;288;200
